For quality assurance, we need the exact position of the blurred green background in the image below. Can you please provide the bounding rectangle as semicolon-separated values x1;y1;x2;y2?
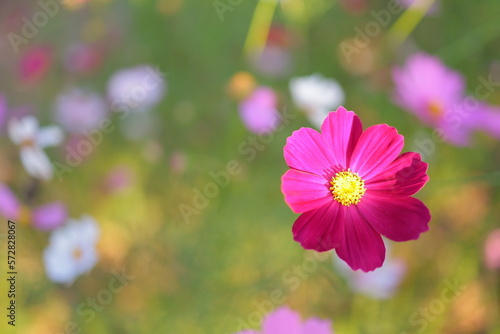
0;0;500;333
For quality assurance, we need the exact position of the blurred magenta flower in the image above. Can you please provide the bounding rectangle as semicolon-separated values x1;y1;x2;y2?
8;116;63;180
43;215;99;285
0;183;67;231
236;306;333;334
392;53;500;145
104;166;134;193
0;94;7;131
18;45;53;85
289;74;345;128
281;107;430;271
64;42;104;74
484;229;500;270
55;88;108;133
239;86;281;134
333;242;406;299
107;65;166;113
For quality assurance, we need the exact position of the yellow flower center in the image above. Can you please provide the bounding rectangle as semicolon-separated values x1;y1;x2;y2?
20;138;36;148
72;247;83;260
427;100;443;120
330;170;366;206
18;205;32;226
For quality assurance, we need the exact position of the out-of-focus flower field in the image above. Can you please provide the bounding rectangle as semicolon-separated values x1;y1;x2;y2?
0;0;500;333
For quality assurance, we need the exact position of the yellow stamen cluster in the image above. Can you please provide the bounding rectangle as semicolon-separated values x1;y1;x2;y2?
72;248;83;260
20;138;36;148
18;206;32;226
330;170;366;206
428;100;443;120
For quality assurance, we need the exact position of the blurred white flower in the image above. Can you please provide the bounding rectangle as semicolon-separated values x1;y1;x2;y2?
8;116;63;180
333;242;406;300
55;88;108;133
43;215;99;285
289;74;345;128
107;65;166;113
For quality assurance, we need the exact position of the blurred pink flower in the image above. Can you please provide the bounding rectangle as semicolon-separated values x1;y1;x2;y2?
484;229;500;270
107;65;166;113
169;150;187;174
0;183;67;231
333;242;406;299
18;45;53;85
104;166;134;193
249;45;293;78
281;107;430;271
8;116;64;180
55;88;108;133
238;87;281;134
0;94;7;131
64;43;104;74
235;306;333;334
249;25;294;78
339;0;368;14
471;104;500;140
392;53;498;146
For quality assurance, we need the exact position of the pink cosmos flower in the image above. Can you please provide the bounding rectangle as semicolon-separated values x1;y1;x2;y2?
281;107;430;272
239;87;281;134
235;306;333;334
54;88;108;133
64;43;104;74
484;229;500;270
392;53;500;145
0;94;7;132
0;183;67;231
18;45;53;85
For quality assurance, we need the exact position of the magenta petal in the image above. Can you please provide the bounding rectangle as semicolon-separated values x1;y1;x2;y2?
350;124;404;180
301;318;333;334
365;152;429;197
281;169;332;213
32;202;67;231
335;208;385;271
0;184;20;220
262;307;301;334
235;331;260;334
321;106;363;167
293;202;344;251
358;195;430;242
284;127;337;177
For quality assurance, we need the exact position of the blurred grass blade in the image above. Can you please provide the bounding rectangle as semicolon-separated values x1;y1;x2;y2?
388;0;437;47
244;0;279;57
